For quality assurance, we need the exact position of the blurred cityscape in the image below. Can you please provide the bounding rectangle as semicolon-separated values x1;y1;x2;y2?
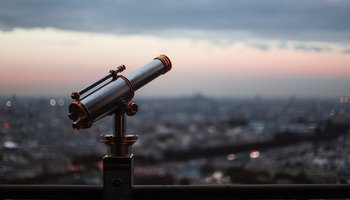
0;95;349;185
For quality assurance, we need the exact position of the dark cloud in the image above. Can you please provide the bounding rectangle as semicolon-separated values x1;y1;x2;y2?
249;42;270;51
1;0;350;42
293;44;332;52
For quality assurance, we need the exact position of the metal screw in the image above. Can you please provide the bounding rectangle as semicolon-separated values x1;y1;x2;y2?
116;65;126;73
126;100;138;116
71;92;80;100
112;178;122;187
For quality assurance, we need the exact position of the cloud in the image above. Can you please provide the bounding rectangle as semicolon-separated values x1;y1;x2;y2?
343;48;350;54
248;42;270;51
292;44;332;53
0;0;350;43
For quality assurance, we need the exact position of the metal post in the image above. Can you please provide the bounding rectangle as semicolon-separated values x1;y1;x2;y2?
111;112;126;157
103;155;133;200
102;111;134;200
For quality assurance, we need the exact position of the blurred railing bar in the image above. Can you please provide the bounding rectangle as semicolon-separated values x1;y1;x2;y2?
1;184;350;200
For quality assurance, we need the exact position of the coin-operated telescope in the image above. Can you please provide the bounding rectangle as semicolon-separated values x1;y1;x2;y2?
68;55;172;200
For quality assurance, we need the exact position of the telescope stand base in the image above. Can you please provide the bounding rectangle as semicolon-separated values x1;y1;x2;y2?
103;155;133;200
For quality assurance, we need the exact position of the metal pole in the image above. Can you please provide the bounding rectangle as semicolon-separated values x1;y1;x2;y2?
103;111;133;200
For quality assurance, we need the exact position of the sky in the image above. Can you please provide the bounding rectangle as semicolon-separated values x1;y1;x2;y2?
0;0;350;98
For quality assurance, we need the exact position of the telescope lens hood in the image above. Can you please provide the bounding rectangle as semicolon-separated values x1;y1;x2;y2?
154;54;172;74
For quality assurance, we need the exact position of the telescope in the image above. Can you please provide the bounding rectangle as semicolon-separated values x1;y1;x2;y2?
68;54;172;200
68;54;172;130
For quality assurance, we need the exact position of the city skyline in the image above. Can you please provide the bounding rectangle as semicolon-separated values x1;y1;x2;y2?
0;0;350;98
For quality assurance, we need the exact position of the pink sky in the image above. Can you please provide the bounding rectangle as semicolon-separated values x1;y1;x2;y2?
0;28;350;98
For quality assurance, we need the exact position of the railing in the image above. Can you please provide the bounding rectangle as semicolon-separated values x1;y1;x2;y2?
1;184;350;200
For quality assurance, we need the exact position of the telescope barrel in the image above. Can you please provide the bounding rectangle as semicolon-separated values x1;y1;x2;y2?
68;55;172;129
128;55;171;91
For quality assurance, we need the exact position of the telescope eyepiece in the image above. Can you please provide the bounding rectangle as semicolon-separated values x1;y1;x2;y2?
69;100;92;129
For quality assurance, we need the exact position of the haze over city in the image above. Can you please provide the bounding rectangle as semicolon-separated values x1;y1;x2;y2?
0;0;350;98
1;1;350;186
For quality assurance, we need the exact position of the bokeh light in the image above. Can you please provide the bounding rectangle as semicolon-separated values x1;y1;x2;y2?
58;99;65;106
49;98;56;106
5;100;11;107
250;150;260;159
227;154;236;161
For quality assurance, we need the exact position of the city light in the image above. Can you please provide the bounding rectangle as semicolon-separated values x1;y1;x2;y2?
227;154;236;161
49;98;56;106
3;122;10;129
250;150;260;159
5;100;11;107
58;99;65;106
339;96;349;104
3;141;18;149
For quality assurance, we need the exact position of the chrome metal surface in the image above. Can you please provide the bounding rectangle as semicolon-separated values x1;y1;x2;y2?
103;156;133;200
68;54;172;129
127;57;170;91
